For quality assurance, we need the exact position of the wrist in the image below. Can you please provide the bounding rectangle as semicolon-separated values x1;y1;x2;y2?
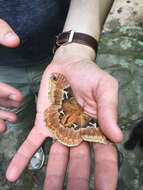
55;42;96;61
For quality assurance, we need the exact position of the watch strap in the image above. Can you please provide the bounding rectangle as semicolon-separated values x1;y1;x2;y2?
53;30;98;54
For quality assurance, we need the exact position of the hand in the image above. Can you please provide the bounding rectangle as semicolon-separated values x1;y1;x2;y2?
0;82;22;133
6;44;123;190
0;18;20;47
0;19;21;133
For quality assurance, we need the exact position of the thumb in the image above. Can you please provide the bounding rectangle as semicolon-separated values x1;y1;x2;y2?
0;19;20;47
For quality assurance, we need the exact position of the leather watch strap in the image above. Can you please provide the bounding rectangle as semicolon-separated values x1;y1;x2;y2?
53;30;98;54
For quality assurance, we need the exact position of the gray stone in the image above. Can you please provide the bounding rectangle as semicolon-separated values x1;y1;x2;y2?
96;25;143;190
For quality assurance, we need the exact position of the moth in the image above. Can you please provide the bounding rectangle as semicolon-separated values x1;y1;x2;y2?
44;72;110;147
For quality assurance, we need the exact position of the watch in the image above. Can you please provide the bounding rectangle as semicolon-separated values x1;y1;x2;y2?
53;30;98;54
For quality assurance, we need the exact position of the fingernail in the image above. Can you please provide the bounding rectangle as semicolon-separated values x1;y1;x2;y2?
9;94;17;101
4;32;17;40
6;166;18;182
7;117;14;122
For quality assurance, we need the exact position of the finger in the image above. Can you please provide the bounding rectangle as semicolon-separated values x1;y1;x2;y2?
44;142;69;190
0;82;22;102
0;110;18;133
6;127;46;182
0;98;21;108
96;77;123;142
0;119;7;133
0;109;18;122
67;142;91;190
93;143;118;190
0;19;20;47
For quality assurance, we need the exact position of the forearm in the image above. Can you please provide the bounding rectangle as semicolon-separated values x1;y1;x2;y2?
55;0;114;61
63;0;114;40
